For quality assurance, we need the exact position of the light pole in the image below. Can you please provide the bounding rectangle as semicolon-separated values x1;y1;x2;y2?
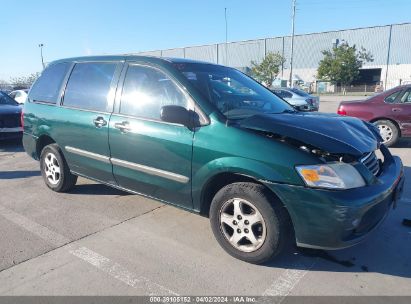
224;8;228;65
289;0;296;87
38;43;45;69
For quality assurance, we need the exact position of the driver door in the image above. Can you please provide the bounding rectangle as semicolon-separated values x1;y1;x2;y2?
109;63;194;209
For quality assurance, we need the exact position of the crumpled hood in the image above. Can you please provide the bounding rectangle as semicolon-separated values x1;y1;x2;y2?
0;104;22;115
238;112;381;157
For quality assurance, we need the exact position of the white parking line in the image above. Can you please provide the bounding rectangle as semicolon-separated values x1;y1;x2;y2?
0;204;178;296
261;258;317;303
0;204;70;247
70;247;178;296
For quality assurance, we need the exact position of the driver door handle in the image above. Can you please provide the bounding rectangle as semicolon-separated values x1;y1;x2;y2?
392;108;402;112
93;116;107;128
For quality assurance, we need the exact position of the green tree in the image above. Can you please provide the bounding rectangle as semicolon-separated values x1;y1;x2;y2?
10;72;41;89
317;43;373;93
251;52;286;87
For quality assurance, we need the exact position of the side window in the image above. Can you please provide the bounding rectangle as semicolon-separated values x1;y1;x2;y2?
29;62;71;104
400;89;411;103
63;62;117;112
120;65;189;120
384;90;401;103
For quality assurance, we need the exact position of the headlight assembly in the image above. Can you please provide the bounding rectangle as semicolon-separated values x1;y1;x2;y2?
296;163;365;189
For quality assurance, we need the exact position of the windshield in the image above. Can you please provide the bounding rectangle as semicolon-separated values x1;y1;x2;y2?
174;63;294;119
0;92;18;105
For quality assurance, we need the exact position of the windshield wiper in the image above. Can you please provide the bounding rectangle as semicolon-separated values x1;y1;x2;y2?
280;109;297;114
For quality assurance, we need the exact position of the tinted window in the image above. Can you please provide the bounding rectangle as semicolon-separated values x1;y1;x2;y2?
29;62;71;103
290;88;310;97
63;62;117;112
175;63;292;119
120;65;188;120
400;89;411;103
384;90;401;103
273;89;292;99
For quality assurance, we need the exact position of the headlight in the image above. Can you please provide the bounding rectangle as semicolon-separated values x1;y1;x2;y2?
296;163;366;189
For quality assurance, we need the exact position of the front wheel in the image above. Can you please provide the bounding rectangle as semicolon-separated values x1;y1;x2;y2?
40;144;77;192
374;120;399;147
209;182;291;264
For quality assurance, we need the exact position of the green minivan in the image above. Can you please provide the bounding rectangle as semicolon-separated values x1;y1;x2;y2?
23;56;404;264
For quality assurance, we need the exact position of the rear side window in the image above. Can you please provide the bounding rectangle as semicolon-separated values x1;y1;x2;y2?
384;90;401;103
63;62;117;112
119;65;189;120
400;89;411;103
29;62;71;104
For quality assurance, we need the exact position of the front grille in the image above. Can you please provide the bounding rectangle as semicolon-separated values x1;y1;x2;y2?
0;114;20;128
361;151;380;176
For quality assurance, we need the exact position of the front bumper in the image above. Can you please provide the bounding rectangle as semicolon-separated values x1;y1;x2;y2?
263;148;404;250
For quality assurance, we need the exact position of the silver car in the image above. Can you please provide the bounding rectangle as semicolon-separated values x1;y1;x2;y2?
271;87;319;111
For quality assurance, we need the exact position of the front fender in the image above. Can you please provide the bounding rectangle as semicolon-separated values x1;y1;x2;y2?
191;156;304;211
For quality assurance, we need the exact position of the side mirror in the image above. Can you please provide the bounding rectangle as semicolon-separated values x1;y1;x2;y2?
160;105;193;128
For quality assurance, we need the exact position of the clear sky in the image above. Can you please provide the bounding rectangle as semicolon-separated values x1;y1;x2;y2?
1;0;410;80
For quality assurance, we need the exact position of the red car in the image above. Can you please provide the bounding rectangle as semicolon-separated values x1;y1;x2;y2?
337;85;411;146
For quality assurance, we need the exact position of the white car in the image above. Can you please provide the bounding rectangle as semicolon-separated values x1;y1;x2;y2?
9;89;29;104
271;87;320;111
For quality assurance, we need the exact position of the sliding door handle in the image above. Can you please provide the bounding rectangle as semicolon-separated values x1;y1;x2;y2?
114;121;131;133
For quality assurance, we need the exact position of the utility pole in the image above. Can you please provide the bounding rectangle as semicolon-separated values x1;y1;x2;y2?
39;43;45;69
225;8;228;65
289;0;296;87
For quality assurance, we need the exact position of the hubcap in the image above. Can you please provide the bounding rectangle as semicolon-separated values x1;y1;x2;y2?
44;153;61;185
219;198;266;253
377;124;393;143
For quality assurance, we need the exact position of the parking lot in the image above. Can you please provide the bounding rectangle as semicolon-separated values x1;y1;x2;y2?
0;99;410;297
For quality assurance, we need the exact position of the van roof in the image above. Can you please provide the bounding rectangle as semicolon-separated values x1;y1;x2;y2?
51;55;217;66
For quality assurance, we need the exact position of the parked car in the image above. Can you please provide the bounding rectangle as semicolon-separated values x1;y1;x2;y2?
23;56;404;264
9;89;29;104
337;85;411;146
271;87;320;111
0;91;23;140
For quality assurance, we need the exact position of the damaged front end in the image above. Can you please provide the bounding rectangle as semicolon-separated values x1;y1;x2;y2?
238;112;385;187
236;112;404;250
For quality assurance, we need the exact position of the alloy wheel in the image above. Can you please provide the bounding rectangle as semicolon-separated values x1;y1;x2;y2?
219;198;266;253
44;152;61;185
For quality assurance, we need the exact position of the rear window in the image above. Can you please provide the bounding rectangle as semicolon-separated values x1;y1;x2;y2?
0;91;18;105
63;62;117;112
29;62;71;104
290;88;310;97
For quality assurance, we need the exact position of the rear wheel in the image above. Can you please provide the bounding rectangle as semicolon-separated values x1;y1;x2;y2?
40;144;77;192
374;120;399;147
209;182;291;264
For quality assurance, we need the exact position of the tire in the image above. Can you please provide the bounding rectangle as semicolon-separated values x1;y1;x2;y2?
373;120;399;147
209;182;291;264
40;144;77;192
